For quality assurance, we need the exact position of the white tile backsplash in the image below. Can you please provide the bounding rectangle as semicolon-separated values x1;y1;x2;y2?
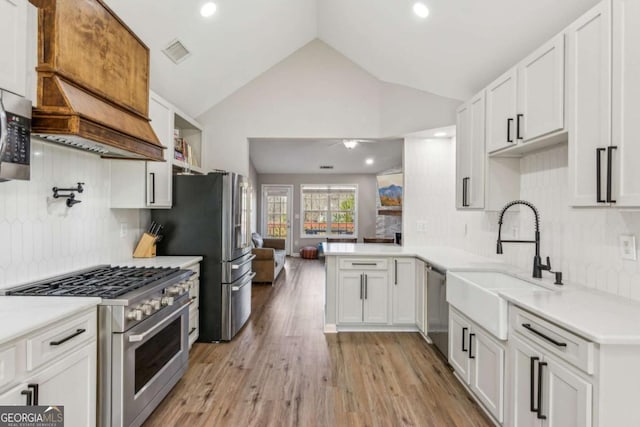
0;140;148;289
404;138;640;302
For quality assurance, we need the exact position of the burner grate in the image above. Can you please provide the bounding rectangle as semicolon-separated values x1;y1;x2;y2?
8;266;182;299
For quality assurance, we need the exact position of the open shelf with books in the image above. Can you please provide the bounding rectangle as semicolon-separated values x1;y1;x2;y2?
173;112;204;174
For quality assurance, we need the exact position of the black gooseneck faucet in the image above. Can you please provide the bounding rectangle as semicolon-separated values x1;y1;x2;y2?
496;200;560;282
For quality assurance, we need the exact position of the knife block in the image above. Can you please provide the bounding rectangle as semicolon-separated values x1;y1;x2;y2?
133;233;157;258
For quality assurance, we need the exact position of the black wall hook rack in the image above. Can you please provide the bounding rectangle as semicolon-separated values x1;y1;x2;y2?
52;182;84;207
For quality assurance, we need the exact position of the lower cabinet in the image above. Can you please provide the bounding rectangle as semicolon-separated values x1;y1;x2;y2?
185;261;201;348
338;270;389;324
449;308;505;423
392;258;416;325
0;308;97;427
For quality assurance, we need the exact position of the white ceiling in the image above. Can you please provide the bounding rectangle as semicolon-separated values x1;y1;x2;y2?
250;138;403;174
105;0;600;118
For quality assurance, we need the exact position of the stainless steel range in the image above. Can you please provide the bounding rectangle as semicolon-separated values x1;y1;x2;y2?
3;265;194;427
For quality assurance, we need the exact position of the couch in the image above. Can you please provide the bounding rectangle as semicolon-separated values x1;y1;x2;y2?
251;233;286;284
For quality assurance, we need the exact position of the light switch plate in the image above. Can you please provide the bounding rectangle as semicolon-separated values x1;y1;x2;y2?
619;235;637;261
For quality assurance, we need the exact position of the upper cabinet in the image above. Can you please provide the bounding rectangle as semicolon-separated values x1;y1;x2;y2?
456;91;486;209
486;36;566;155
569;0;640;208
486;68;518;153
111;91;205;209
0;0;28;96
568;2;612;207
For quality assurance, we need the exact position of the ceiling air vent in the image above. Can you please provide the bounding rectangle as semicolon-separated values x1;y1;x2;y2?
320;165;334;170
162;39;191;64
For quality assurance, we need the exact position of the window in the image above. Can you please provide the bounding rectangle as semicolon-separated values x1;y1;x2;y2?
301;184;358;238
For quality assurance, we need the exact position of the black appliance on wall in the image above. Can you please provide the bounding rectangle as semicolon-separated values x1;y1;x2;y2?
152;172;254;342
0;89;31;182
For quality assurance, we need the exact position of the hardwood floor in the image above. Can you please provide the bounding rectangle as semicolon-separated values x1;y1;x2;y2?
144;258;493;427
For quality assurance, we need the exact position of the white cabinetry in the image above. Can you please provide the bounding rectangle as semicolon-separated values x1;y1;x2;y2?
569;0;640;208
184;261;201;348
507;307;593;427
415;259;426;334
486;69;519;153
0;0;27;96
567;2;612;207
518;34;566;143
456;91;486;209
338;268;389;324
449;308;505;423
392;258;416;324
110;92;206;209
0;309;97;427
611;0;640;207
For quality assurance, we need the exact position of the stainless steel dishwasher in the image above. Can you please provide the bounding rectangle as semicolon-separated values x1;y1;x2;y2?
426;265;448;359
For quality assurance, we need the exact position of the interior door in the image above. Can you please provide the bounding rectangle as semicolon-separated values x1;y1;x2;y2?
262;185;293;255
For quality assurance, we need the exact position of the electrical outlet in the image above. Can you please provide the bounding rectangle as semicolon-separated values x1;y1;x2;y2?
120;223;128;238
619;235;637;261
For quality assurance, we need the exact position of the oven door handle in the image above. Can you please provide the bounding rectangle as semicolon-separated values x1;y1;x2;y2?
232;272;256;291
128;299;189;343
232;254;256;270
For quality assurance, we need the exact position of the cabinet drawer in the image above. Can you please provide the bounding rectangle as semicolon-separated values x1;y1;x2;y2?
188;278;199;307
188;308;199;337
26;310;97;372
0;345;18;391
183;262;200;276
511;306;595;374
339;258;388;270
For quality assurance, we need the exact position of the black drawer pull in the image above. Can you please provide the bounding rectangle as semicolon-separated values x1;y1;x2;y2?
537;362;548;419
49;328;86;346
28;384;39;405
462;327;468;352
530;357;539;413
21;389;33;406
189;327;197;335
522;324;567;347
596;148;606;203
468;333;476;359
351;263;377;266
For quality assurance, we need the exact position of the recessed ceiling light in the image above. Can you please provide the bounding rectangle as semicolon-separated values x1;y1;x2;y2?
413;2;430;19
434;132;447;137
200;2;217;17
365;158;374;165
343;140;358;149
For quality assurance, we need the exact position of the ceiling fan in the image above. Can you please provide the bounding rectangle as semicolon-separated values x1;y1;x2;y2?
330;139;378;149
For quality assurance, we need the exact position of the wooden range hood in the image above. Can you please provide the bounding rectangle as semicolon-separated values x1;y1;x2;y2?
29;0;164;161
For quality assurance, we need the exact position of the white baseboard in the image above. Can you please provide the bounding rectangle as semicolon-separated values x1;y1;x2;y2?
334;325;419;333
324;324;338;333
291;253;301;258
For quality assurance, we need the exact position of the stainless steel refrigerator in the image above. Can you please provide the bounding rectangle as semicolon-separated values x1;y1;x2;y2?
152;172;254;341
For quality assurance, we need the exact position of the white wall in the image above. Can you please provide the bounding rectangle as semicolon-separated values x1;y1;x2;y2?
198;39;460;176
0;140;148;289
249;160;259;233
404;138;640;301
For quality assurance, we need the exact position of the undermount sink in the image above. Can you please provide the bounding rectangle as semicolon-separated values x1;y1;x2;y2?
446;271;549;340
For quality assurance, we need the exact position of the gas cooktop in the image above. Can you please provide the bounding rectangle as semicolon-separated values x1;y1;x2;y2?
6;265;182;299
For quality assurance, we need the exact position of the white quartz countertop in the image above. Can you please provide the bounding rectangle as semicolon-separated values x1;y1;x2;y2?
499;287;640;345
322;243;504;271
112;256;203;269
323;242;640;346
0;297;101;345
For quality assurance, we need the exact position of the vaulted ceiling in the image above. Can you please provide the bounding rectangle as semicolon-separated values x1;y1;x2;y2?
105;0;600;118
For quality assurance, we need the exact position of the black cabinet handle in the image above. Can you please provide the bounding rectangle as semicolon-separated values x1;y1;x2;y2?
360;274;363;300
530;357;540;413
537;362;548;420
462;177;470;207
364;274;368;300
462;327;468;352
507;118;514;143
189;327;197;335
394;260;398;285
21;389;33;406
149;172;156;204
49;328;86;346
468;333;476;359
607;146;617;203
522;323;567;347
28;384;39;405
596;148;606;203
517;114;524;140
